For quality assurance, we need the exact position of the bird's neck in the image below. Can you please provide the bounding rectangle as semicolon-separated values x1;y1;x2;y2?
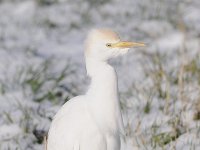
86;58;118;99
85;58;124;134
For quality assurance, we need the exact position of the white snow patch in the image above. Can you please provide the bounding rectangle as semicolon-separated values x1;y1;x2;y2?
154;32;184;53
0;124;21;140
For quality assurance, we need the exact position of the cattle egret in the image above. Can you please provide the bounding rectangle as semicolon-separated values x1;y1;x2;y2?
47;29;145;150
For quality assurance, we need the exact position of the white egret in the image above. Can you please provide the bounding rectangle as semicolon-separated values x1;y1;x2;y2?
47;29;145;150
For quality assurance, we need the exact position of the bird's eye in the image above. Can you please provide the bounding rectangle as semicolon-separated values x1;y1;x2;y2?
106;43;112;47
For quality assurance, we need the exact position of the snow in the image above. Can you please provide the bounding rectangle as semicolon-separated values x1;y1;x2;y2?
154;32;184;53
0;124;21;140
0;0;200;149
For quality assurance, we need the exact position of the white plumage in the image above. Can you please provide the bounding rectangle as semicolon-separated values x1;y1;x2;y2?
47;29;145;150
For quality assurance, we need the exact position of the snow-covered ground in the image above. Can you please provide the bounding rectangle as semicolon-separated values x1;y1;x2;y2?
0;0;200;149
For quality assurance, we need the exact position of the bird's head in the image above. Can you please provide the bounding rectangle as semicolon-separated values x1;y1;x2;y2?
85;29;145;61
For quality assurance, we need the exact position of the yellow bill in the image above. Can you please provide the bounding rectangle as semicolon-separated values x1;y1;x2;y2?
111;41;145;48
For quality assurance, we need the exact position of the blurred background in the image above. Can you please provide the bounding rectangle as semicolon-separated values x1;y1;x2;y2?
0;0;199;149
